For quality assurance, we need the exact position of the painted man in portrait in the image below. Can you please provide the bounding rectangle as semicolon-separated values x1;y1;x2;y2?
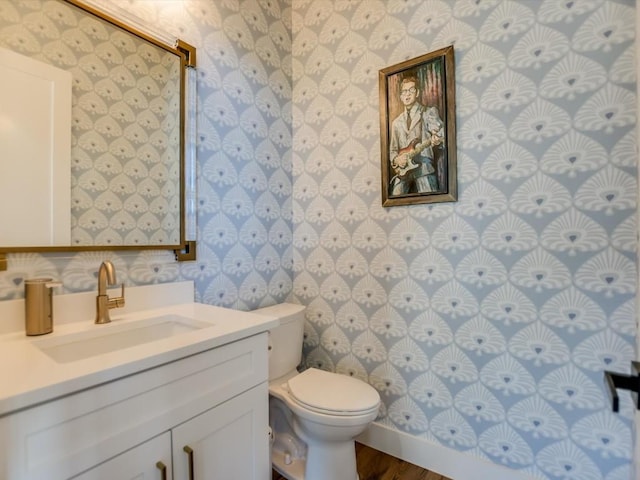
388;75;445;196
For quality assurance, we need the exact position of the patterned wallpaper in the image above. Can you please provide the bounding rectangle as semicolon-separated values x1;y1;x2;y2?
0;1;637;480
0;0;182;246
291;1;637;479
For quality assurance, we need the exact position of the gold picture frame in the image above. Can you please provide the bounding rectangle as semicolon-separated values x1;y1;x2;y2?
379;46;457;207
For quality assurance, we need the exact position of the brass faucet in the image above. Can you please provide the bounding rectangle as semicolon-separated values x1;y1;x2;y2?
95;260;125;324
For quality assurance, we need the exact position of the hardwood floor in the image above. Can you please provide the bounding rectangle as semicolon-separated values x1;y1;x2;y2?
272;442;452;480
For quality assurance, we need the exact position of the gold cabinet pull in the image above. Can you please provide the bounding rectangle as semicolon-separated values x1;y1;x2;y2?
156;461;167;480
183;445;195;480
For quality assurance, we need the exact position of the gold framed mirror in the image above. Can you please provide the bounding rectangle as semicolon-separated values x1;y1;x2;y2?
0;0;197;271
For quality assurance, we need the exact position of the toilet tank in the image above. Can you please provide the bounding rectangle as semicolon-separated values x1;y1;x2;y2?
252;303;306;381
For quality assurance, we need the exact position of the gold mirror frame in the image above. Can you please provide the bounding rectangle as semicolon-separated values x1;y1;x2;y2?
0;0;196;271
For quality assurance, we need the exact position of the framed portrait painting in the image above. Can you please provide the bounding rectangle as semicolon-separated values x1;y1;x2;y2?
379;46;457;207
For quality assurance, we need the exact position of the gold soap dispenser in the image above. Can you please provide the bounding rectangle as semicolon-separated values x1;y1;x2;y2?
24;278;62;336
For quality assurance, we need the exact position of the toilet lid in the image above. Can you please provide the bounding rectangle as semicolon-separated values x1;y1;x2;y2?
287;368;380;414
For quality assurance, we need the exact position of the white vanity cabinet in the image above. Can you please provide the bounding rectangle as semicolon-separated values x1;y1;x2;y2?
75;384;268;480
0;333;271;480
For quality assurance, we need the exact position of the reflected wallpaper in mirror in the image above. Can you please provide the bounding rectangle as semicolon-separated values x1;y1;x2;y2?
0;0;181;246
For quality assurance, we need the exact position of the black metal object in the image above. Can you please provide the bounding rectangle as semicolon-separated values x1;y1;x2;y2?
604;361;640;412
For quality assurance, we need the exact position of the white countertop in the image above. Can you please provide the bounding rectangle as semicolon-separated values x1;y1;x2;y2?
0;282;278;417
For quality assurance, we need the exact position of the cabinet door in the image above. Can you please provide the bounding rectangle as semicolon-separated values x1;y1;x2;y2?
72;432;172;480
172;383;270;480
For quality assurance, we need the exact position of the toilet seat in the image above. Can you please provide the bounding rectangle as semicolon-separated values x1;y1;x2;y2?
287;368;380;417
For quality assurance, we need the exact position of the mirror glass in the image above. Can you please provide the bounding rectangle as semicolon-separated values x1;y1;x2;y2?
0;0;189;249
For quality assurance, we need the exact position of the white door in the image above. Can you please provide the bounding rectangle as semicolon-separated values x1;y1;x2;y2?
0;46;71;246
172;384;270;480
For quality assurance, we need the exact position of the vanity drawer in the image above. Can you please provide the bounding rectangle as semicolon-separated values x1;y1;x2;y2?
0;333;268;480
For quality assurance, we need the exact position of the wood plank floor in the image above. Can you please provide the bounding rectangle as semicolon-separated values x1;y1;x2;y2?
272;442;452;480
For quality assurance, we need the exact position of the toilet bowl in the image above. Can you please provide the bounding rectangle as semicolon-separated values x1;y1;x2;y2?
254;303;380;480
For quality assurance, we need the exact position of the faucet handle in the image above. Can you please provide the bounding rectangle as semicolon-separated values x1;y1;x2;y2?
108;283;126;309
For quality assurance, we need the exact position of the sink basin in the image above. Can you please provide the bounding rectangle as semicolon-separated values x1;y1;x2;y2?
35;314;213;363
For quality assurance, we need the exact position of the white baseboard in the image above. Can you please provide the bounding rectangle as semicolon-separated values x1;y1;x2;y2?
356;422;538;480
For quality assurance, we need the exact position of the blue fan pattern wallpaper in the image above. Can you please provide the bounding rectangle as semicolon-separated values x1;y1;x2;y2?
0;1;638;479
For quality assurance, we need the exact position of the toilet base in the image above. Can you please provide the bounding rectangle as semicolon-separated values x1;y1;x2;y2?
271;435;360;480
303;436;360;480
272;427;359;480
273;452;358;480
271;417;360;480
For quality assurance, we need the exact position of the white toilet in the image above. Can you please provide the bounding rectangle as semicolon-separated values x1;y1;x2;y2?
255;303;380;480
